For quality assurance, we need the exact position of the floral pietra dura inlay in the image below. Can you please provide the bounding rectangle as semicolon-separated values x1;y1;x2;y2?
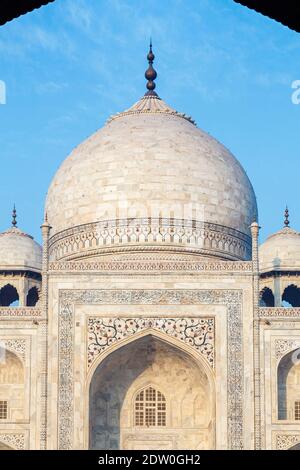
87;317;215;368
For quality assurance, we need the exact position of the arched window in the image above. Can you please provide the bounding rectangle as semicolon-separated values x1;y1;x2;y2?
135;386;166;427
0;284;19;306
295;401;300;420
260;287;275;307
282;284;300;307
26;286;39;306
0;400;7;419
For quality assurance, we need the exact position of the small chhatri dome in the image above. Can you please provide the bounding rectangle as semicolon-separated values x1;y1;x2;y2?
259;208;300;272
0;207;42;273
45;45;257;262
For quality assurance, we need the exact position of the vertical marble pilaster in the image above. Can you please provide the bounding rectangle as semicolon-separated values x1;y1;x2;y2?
39;216;51;449
251;222;261;449
274;275;281;307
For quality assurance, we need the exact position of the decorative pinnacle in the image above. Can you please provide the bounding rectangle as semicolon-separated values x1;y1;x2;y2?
145;40;158;97
12;204;17;227
284;206;290;227
41;212;51;238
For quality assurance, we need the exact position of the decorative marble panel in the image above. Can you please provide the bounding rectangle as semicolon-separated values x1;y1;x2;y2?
58;288;243;451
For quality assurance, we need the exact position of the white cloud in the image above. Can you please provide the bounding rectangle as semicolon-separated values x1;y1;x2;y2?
254;72;291;88
64;0;92;32
36;81;69;94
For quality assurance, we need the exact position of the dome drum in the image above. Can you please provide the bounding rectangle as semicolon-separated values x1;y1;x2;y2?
48;217;251;262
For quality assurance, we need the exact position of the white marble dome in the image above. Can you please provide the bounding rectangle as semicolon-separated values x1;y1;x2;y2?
259;226;300;273
0;226;42;273
45;94;257;261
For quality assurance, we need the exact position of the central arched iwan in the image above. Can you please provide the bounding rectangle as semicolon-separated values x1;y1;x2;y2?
88;334;215;450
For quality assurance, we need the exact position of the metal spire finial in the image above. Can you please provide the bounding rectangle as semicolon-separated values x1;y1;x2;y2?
284;206;290;227
12;204;17;227
145;40;158;97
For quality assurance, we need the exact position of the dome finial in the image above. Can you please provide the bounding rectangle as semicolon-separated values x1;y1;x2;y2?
12;204;17;227
145;39;158;97
284;206;290;227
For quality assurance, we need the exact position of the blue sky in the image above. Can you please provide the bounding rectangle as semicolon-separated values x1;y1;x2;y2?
0;0;300;244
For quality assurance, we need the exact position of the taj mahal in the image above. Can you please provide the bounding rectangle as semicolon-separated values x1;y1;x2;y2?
0;45;300;451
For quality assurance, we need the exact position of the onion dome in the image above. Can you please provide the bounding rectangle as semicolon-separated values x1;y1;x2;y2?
46;45;257;262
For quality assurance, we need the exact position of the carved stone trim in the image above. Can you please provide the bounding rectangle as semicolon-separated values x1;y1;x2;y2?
50;218;251;262
0;307;42;318
0;433;25;450
87;317;214;369
275;339;300;359
123;433;179;450
49;259;252;273
58;300;74;451
40;217;51;449
260;307;300;318
58;288;243;450
276;434;300;450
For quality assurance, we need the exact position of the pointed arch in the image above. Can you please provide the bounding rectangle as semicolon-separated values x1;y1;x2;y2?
0;284;19;306
260;287;274;307
0;347;24;384
282;284;300;307
87;331;215;450
26;286;39;306
86;328;215;386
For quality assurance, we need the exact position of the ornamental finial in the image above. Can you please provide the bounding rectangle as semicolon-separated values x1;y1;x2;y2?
145;39;158;97
284;206;290;227
12;204;17;227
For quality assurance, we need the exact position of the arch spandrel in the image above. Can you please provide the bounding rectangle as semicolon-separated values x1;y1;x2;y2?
87;318;215;379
